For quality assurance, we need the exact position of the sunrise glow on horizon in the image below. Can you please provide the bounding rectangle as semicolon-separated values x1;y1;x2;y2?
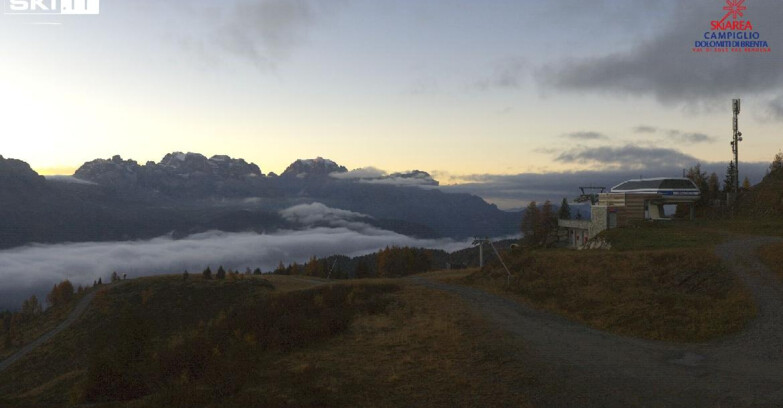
2;0;782;182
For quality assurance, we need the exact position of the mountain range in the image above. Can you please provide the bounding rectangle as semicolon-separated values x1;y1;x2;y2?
0;153;521;249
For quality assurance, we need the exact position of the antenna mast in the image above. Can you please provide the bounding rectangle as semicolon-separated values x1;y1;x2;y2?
731;99;742;197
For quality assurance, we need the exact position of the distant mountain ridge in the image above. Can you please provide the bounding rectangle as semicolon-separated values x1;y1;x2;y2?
0;153;521;248
281;157;347;178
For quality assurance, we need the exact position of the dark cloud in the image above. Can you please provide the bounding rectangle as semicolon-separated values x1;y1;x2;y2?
634;125;658;134
215;0;344;69
474;58;528;90
0;203;469;310
563;131;608;141
441;161;769;210
633;126;715;143
537;0;783;103
666;130;715;144
764;95;783;120
555;145;699;170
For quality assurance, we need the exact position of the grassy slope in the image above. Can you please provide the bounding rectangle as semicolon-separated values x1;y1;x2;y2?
0;276;532;408
0;296;82;361
0;276;280;407
600;221;725;251
758;242;783;279
464;222;756;342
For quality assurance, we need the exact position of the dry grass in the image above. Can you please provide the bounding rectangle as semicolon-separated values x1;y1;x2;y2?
218;283;533;408
600;222;725;251
1;277;533;408
466;248;756;342
758;242;783;279
262;274;329;292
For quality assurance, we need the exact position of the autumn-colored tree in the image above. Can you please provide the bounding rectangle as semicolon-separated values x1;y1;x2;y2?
289;262;300;275
21;295;42;317
46;280;74;307
707;172;720;201
355;261;370;279
770;151;783;172
686;163;709;206
6;313;22;347
305;256;323;277
521;201;557;247
377;246;431;277
540;200;556;235
520;201;540;246
273;261;286;275
742;176;751;190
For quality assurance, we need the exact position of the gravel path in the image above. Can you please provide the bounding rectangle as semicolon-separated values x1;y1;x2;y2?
0;290;97;374
414;236;783;408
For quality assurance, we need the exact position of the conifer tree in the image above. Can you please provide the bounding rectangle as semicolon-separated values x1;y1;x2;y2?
558;197;571;220
723;162;736;193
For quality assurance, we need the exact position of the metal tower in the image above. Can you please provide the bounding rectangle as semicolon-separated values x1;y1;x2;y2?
731;99;742;195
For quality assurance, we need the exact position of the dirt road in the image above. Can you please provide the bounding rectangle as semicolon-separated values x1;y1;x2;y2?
415;236;783;408
0;290;96;374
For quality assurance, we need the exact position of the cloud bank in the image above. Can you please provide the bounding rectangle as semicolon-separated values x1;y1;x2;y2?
330;167;439;187
442;159;769;210
0;203;470;310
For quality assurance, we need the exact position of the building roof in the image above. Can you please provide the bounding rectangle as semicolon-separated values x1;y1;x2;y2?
610;178;700;197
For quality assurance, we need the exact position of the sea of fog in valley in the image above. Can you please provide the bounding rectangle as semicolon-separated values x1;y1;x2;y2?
0;203;477;310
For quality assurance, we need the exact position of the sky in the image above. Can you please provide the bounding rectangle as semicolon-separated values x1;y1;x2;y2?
1;0;782;188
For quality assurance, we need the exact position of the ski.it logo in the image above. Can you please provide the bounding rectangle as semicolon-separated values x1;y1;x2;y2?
4;0;99;15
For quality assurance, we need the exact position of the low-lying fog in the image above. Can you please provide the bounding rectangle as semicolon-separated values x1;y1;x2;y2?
0;203;473;310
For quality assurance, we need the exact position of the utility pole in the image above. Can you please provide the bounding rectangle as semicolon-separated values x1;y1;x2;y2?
731;99;743;198
472;237;513;286
472;237;486;268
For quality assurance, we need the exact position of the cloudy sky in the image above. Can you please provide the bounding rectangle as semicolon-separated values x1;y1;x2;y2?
1;0;781;185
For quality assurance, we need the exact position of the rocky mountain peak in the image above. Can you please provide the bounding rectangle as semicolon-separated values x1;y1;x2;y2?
74;155;141;186
281;157;348;178
0;155;46;188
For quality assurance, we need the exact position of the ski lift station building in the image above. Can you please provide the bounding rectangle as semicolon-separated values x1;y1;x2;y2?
558;178;701;249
